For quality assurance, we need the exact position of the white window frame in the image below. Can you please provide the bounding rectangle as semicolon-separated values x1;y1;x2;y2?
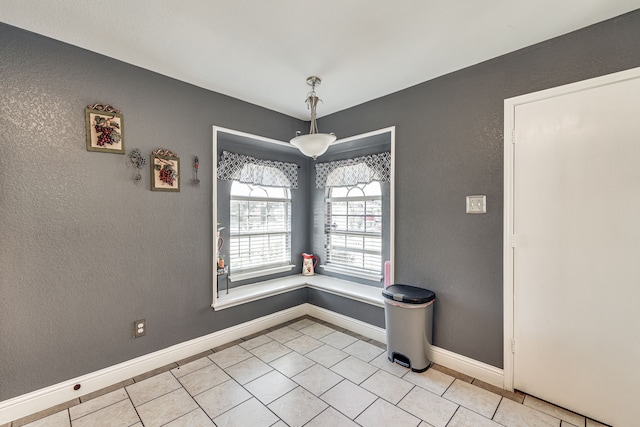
212;125;394;309
323;181;383;281
228;182;294;281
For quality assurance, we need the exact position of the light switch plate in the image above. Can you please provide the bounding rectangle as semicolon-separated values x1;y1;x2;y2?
466;195;486;214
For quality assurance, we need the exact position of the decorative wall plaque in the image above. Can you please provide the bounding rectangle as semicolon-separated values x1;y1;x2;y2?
85;104;124;153
151;149;180;192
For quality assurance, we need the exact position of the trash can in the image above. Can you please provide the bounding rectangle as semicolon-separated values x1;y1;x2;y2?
382;284;436;372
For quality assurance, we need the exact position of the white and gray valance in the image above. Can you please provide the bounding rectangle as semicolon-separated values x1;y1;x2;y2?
315;152;391;188
217;151;298;189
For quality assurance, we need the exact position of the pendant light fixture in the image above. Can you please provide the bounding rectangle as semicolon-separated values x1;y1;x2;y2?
290;76;336;159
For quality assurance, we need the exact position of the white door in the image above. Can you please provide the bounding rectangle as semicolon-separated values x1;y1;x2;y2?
506;68;640;426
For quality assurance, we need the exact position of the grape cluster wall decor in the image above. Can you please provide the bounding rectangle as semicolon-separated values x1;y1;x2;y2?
85;104;124;153
151;149;180;192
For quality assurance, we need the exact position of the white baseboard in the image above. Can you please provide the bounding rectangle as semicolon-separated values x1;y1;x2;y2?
0;305;307;424
430;345;504;388
305;305;387;343
0;302;504;424
307;305;504;388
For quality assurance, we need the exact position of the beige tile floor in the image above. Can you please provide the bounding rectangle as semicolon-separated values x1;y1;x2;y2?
6;316;611;427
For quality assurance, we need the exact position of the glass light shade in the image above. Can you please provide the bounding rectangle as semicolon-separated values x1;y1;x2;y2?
290;133;337;158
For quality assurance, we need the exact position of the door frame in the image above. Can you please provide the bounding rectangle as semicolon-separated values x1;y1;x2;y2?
502;66;640;392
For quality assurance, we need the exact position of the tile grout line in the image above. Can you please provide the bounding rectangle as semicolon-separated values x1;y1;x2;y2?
166;407;203;426
301;405;328;426
159;369;208;427
351;397;380;424
440;374;456;397
207;378;253;424
490;396;504;422
395;382;415;409
69;394;131;425
432;378;506;424
123;384;143;426
445;405;462;427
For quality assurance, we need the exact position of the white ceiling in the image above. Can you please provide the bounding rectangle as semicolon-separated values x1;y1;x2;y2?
2;1;639;119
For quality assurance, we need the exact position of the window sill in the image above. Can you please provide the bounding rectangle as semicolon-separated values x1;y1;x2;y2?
229;264;295;282
212;274;385;311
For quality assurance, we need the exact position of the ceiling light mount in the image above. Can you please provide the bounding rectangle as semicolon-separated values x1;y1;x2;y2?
306;75;321;88
290;76;336;159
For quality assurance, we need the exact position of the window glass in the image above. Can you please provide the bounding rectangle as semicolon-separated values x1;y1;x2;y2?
230;182;291;273
325;179;382;276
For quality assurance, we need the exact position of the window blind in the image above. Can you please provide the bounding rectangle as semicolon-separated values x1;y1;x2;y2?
325;183;383;278
229;183;292;275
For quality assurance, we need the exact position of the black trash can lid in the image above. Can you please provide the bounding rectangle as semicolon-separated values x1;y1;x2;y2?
382;284;436;304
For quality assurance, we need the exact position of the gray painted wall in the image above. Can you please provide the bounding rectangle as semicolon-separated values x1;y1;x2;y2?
1;8;640;401
317;10;640;368
0;24;306;401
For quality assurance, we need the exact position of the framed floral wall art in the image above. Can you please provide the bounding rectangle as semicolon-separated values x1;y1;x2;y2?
151;149;180;192
85;104;124;153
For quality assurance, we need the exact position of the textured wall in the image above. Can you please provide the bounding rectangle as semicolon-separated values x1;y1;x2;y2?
318;10;640;368
2;9;640;401
0;23;305;401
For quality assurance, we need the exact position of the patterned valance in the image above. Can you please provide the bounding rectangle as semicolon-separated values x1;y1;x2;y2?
217;151;298;189
315;152;391;188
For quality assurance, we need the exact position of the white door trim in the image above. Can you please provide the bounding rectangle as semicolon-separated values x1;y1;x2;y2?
502;65;640;392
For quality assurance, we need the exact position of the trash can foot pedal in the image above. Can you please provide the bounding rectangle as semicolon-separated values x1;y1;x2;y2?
389;353;431;372
390;353;411;368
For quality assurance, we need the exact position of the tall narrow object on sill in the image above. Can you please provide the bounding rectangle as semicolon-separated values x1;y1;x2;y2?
216;223;224;256
384;260;392;288
216;223;224;269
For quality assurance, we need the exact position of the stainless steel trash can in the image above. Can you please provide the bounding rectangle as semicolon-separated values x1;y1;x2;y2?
382;284;436;372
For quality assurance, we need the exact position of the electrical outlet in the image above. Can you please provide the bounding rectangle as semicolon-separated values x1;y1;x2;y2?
134;319;146;338
466;195;486;214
